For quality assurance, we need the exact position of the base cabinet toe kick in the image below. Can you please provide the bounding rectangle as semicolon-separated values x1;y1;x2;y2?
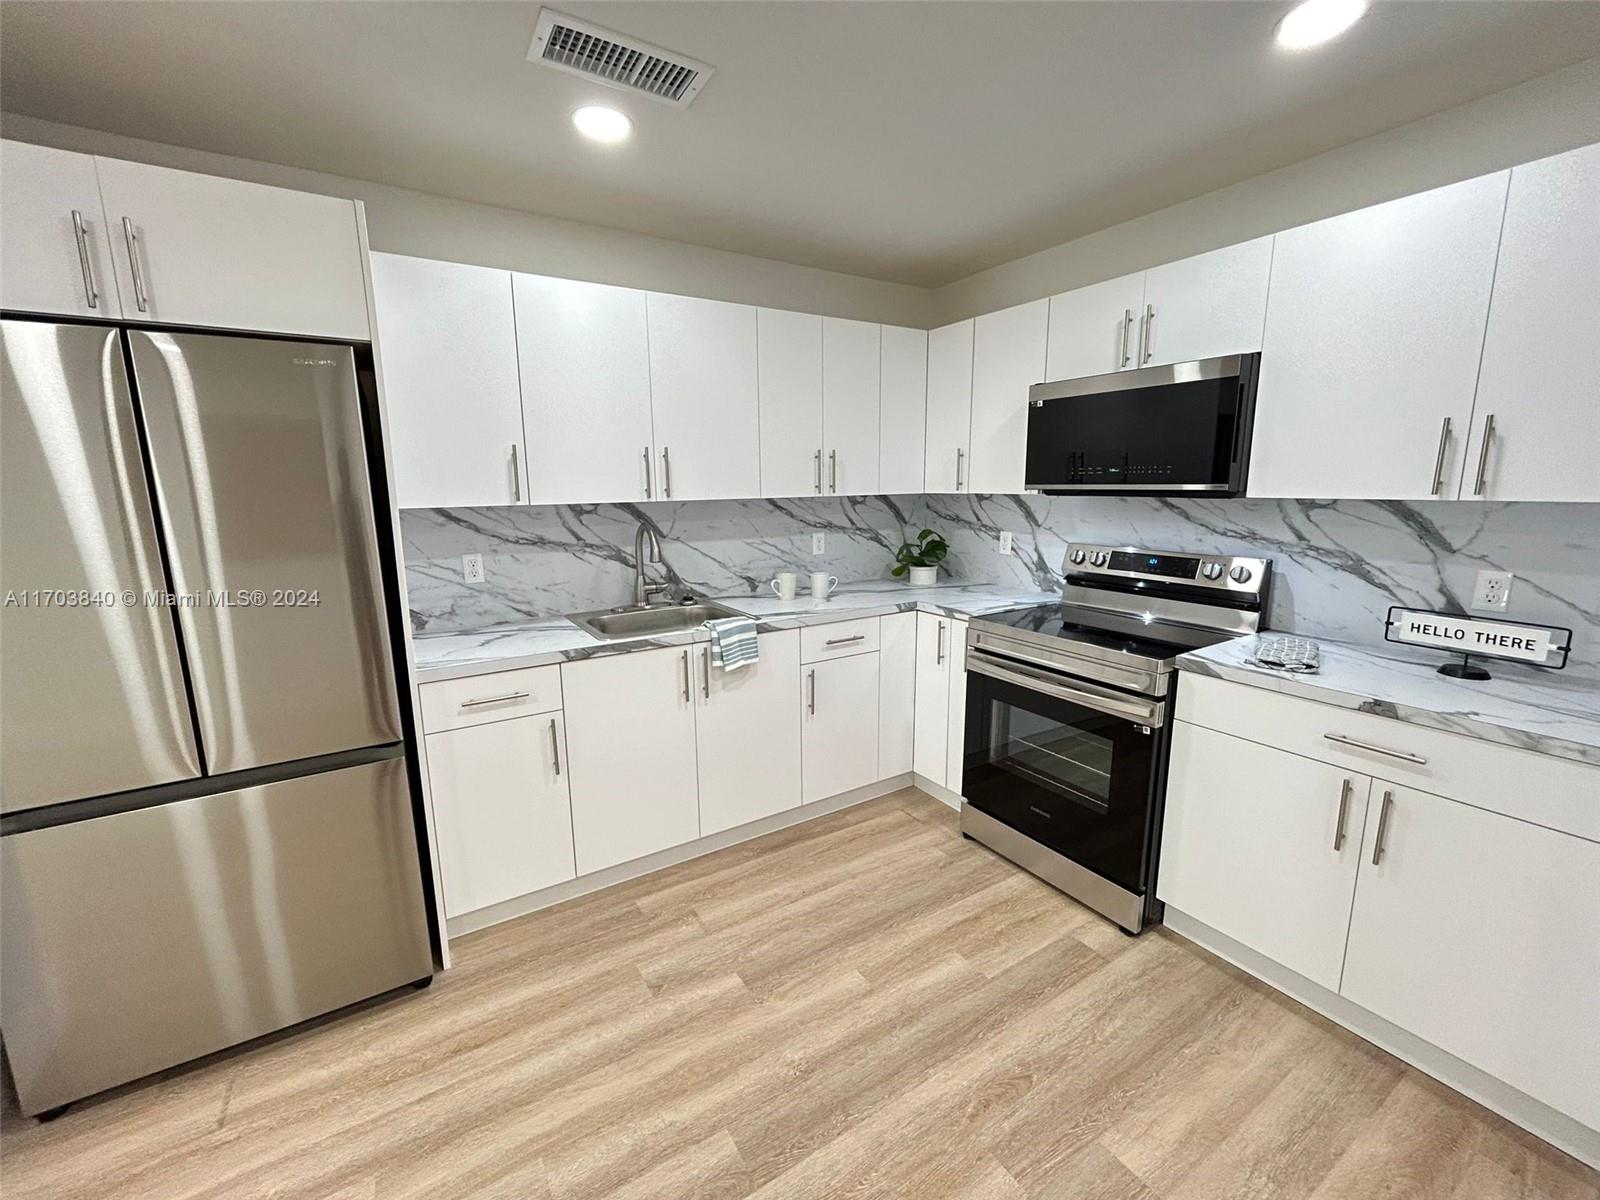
1159;672;1600;1168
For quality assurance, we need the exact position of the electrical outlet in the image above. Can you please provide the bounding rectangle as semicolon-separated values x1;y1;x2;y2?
812;533;826;555
462;553;485;584
998;531;1014;554
1471;569;1513;612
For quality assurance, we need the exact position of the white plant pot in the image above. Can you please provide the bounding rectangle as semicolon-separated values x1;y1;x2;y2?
907;566;938;587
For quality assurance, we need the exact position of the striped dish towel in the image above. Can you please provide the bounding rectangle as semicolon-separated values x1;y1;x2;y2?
705;615;759;671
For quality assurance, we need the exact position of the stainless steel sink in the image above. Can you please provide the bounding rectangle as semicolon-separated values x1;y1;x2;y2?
570;601;745;641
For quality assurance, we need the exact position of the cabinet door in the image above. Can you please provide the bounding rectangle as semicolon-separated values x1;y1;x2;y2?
370;254;525;509
1343;784;1600;1129
563;647;700;874
802;652;880;803
822;317;881;495
1045;272;1145;381
944;618;969;794
96;156;370;340
515;274;653;504
1248;173;1508;500
695;632;803;835
879;326;928;494
1462;143;1600;502
1158;722;1371;990
424;713;575;918
878;613;917;777
757;308;823;497
912;612;952;785
646;293;760;500
924;320;974;494
970;299;1049;494
1140;237;1273;367
1;140;121;318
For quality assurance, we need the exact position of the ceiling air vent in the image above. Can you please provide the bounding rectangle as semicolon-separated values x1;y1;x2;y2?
528;9;714;108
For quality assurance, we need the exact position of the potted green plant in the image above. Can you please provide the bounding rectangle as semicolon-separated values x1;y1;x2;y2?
892;528;949;586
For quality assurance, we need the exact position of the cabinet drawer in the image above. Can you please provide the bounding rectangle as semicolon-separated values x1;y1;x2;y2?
420;665;563;732
800;617;881;662
1176;672;1600;842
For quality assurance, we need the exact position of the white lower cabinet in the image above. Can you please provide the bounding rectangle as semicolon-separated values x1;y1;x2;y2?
424;713;575;918
877;613;917;777
695;632;803;835
1341;783;1600;1131
802;651;881;803
562;646;701;874
912;611;965;789
944;619;969;794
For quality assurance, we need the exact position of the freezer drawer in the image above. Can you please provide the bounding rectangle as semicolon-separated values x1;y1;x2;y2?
0;757;432;1115
126;330;401;772
1;320;201;812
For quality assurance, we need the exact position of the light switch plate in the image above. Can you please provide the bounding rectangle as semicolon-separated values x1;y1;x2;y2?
998;531;1014;554
812;533;825;555
1471;569;1512;612
462;553;484;584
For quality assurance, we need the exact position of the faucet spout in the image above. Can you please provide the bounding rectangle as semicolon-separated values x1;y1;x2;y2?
633;522;667;606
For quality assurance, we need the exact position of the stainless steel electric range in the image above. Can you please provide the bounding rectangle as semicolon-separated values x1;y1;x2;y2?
959;543;1271;934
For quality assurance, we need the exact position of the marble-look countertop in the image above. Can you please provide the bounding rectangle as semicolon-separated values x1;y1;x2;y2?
1179;636;1600;767
411;583;1058;683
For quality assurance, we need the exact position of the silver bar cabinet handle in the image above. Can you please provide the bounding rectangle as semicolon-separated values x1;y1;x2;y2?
955;448;965;491
1430;417;1452;496
702;648;711;698
121;217;149;312
825;635;864;647
71;210;99;308
936;620;946;665
1120;309;1133;368
829;449;837;494
548;718;561;775
661;447;673;498
1323;732;1427;765
510;445;521;502
643;447;653;499
1141;304;1155;364
807;668;816;715
1473;413;1495;496
1372;790;1394;866
814;449;822;494
680;649;690;703
1333;778;1352;851
460;691;530;708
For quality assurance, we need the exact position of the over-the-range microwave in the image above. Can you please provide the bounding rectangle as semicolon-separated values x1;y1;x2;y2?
1025;353;1260;496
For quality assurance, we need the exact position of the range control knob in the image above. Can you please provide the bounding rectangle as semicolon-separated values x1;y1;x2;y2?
1090;551;1109;567
1069;549;1087;565
1200;562;1225;581
1229;565;1254;584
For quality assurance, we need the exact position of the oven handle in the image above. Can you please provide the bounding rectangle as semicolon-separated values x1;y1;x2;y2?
966;651;1166;727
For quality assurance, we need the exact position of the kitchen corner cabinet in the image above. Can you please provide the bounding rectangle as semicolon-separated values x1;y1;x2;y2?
1463;142;1600;503
878;326;928;493
924;319;974;493
877;612;918;776
1159;721;1370;991
425;713;575;918
821;317;881;495
970;299;1048;494
695;632;803;835
562;646;701;874
912;612;966;789
369;253;526;509
514;273;653;504
646;293;761;500
0;140;121;319
1247;171;1509;500
95;155;370;340
802;650;881;803
757;308;824;497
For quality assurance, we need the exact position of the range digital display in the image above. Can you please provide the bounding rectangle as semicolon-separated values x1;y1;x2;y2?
1107;551;1199;580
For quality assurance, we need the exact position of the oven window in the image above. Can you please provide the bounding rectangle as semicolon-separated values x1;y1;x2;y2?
991;702;1113;816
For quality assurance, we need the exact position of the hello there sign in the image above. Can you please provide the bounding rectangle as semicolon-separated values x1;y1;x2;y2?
1385;607;1571;670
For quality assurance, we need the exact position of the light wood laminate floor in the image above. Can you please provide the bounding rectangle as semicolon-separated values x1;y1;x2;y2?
2;789;1595;1199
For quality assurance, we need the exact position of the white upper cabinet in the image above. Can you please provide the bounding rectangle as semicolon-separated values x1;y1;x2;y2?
1;140;121;319
1045;272;1145;381
1139;237;1273;367
757;307;824;497
924;319;974;494
879;325;928;494
970;299;1048;494
514;274;653;504
1248;172;1509;500
821;317;881;496
95;156;370;340
695;632;803;835
1462;143;1600;503
645;293;761;500
369;253;525;509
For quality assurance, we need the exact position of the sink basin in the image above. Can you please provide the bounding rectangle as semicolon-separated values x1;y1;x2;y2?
571;601;745;641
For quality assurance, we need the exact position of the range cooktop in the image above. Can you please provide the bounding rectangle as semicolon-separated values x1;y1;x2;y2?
976;602;1239;665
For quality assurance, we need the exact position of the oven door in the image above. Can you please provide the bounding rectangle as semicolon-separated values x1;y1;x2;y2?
961;652;1163;895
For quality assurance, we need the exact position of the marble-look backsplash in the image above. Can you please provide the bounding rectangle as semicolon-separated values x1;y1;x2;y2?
401;494;1598;681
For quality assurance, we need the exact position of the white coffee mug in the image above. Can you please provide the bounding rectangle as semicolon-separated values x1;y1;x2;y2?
769;571;798;601
810;572;839;600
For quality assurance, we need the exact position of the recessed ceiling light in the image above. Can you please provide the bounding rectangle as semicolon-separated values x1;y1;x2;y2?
572;105;632;144
1275;0;1368;50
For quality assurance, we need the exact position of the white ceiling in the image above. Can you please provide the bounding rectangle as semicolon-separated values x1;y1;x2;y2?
4;2;1599;287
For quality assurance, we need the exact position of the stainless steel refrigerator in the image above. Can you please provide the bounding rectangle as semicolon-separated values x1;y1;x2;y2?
0;319;436;1116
